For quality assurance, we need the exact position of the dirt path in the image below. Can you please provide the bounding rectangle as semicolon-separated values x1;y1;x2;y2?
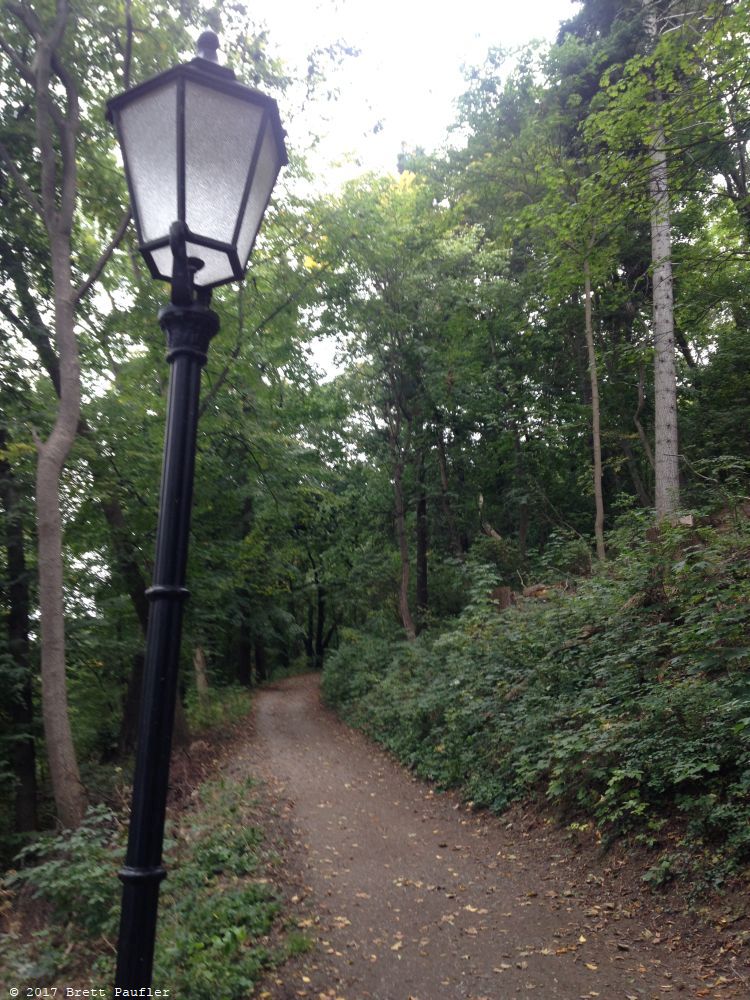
245;675;747;1000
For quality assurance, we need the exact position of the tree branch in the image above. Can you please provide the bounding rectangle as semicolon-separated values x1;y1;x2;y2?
200;284;308;417
74;210;131;304
0;35;34;84
0;140;45;219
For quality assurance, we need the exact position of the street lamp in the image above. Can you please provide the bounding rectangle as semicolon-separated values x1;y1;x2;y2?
106;30;287;987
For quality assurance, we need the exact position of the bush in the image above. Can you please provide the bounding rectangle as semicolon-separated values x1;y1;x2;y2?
323;506;750;883
1;776;286;997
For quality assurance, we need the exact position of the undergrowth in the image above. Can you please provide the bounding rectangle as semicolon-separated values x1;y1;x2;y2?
0;760;293;996
322;504;750;891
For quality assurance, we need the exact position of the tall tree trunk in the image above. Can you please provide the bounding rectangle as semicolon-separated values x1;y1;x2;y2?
254;639;268;683
305;599;314;664
435;427;463;559
644;2;680;519
512;427;529;561
4;0;88;828
649;130;680;518
193;645;209;704
314;575;326;669
393;456;417;641
620;437;652;508
0;435;37;831
172;693;190;748
236;630;252;687
36;248;87;828
118;652;144;755
584;259;606;560
634;364;655;472
415;451;428;630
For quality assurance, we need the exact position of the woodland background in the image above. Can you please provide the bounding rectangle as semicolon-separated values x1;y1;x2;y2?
3;0;750;989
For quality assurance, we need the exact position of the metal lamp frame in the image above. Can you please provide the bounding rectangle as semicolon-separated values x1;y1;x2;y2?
106;48;288;289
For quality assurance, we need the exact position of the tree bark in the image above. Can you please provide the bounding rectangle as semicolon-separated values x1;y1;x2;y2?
584;259;606;560
649;129;680;518
644;3;680;519
236;630;252;687
254;639;268;683
305;599;315;664
620;437;652;508
634;364;655;472
314;574;326;669
193;645;209;703
0;434;38;831
415;451;428;630
118;651;144;755
393;455;417;641
513;427;529;561
4;0;88;828
435;427;463;559
36;246;87;827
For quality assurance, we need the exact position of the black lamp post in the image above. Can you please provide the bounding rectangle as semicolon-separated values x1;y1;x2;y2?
106;31;287;986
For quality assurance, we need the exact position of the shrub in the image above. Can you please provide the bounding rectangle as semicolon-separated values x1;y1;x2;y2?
323;506;750;883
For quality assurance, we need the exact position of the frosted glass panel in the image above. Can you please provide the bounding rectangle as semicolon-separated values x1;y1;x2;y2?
119;83;178;243
150;246;173;281
186;242;233;287
150;243;232;286
236;126;281;268
184;82;263;243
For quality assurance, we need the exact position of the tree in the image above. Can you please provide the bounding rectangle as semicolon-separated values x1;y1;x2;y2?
2;0;91;827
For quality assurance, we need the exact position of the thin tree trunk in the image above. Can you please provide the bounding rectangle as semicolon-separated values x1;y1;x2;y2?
36;248;87;828
254;639;268;683
436;427;463;559
1;436;37;831
314;575;326;669
620;437;652;508
172;693;190;748
394;456;417;641
415;452;428;630
305;599;314;664
5;0;88;828
236;630;252;687
513;427;529;561
119;652;144;755
634;365;655;472
584;259;606;560
193;645;209;703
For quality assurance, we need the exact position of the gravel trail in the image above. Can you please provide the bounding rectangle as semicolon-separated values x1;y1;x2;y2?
247;674;746;1000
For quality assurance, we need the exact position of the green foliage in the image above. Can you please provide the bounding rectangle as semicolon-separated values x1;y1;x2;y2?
0;777;286;997
6;805;122;939
324;507;750;883
184;685;253;732
149;779;279;998
0;805;123;984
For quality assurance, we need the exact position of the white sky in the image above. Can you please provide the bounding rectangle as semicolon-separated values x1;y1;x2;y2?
250;0;582;179
239;0;582;377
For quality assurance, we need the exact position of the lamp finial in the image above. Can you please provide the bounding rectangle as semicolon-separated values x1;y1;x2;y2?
196;30;220;63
